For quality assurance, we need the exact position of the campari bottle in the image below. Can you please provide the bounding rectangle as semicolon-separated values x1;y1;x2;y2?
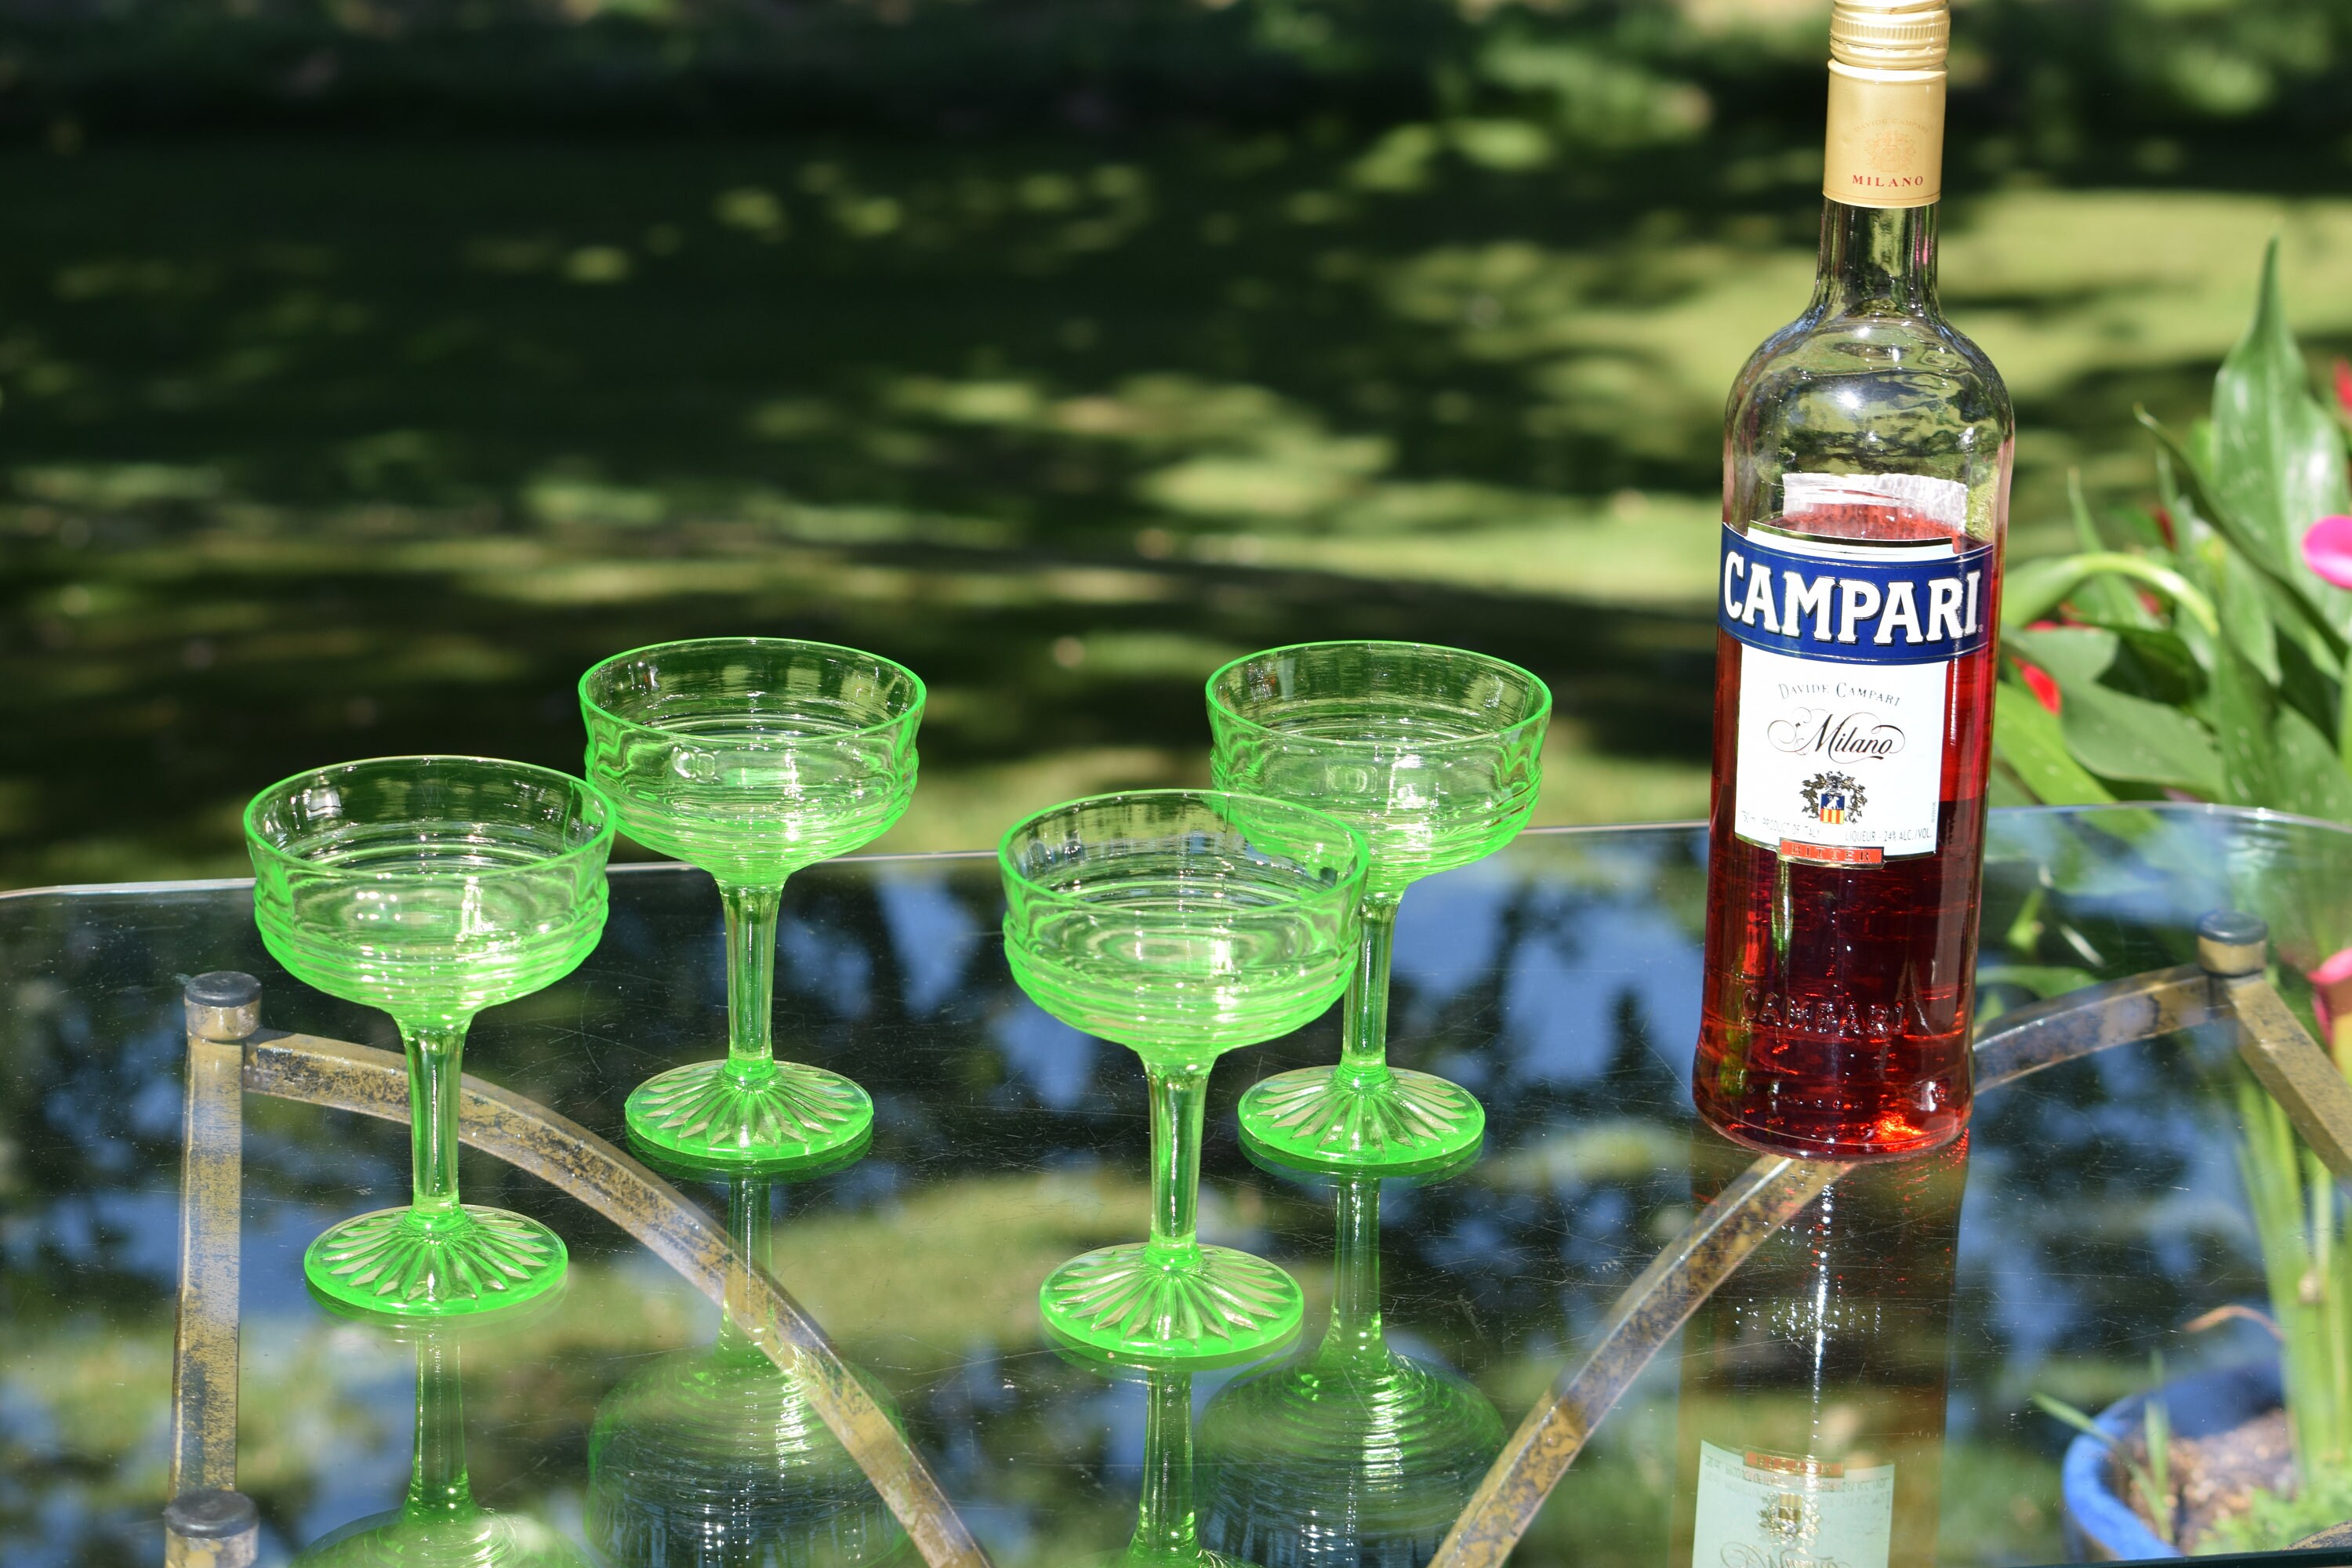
1670;1132;1967;1568
1694;0;2012;1158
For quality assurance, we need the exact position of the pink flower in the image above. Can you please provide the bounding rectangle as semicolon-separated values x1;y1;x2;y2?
2303;516;2352;590
2334;358;2352;416
2311;947;2352;1037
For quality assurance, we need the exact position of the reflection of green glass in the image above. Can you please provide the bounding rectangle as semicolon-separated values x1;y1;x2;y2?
1002;790;1367;1363
247;757;612;1317
1123;1365;1256;1568
582;638;924;1168
1207;642;1550;1174
1198;1172;1504;1568
586;1173;908;1568
293;1330;588;1567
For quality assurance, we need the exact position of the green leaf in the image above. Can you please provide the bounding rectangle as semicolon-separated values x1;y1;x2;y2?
2211;238;2352;633
2217;545;2282;685
2107;505;2170;552
2032;1392;2121;1449
2007;626;2224;795
2089;622;2205;706
2258;562;2342;676
1977;963;2100;998
2272;705;2352;825
2208;630;2281;806
1993;681;2115;805
2001;557;2085;628
2140;408;2350;664
2005;623;2122;685
2339;655;2352;774
2067;471;2157;627
2274;632;2340;746
2000;552;2217;637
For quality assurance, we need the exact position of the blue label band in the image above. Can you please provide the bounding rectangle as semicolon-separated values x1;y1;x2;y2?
1719;523;1992;666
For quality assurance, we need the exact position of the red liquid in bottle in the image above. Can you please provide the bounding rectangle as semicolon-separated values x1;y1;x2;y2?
1693;500;1997;1158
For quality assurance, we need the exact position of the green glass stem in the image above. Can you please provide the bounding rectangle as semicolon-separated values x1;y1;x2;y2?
1337;898;1401;1091
716;1175;776;1362
1317;1176;1386;1372
408;1339;472;1519
1131;1367;1200;1563
401;1019;473;1225
720;881;785;1087
1145;1063;1211;1267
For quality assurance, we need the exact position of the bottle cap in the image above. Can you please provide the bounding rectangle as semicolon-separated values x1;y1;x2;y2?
1829;0;1949;73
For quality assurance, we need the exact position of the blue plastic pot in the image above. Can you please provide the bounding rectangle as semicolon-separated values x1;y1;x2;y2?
2060;1359;2282;1561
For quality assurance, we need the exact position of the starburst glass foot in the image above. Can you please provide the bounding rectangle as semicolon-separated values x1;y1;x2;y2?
1042;1243;1304;1363
626;1059;875;1167
1238;1065;1485;1174
302;1205;567;1319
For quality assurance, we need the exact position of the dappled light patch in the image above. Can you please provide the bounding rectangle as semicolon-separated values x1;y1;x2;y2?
16;463;223;506
561;245;633;284
713;185;788;237
1477;41;1712;149
1138;430;1392;522
2;131;2343;889
53;256;212;301
524;474;668;528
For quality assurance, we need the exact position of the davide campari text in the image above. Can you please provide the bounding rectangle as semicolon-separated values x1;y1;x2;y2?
1693;0;2013;1160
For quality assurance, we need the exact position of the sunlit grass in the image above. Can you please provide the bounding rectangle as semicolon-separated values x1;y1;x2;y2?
1;132;2346;887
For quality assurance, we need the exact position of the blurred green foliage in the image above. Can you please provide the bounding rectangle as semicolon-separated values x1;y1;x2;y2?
0;0;2347;150
1993;241;2352;820
0;0;2347;887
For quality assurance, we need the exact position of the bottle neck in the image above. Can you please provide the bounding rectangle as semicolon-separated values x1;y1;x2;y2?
1812;200;1940;318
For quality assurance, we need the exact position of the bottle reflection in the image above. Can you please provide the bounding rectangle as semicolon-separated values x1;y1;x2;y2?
293;1324;585;1568
1198;1172;1503;1568
586;1170;906;1568
1671;1133;1968;1568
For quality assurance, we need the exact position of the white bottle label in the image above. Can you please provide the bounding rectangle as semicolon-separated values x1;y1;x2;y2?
1718;474;1986;866
1690;1442;1895;1568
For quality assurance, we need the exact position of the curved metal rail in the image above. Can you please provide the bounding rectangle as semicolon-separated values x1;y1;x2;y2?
165;975;989;1568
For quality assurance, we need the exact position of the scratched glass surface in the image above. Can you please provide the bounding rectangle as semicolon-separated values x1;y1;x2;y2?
4;805;2347;1567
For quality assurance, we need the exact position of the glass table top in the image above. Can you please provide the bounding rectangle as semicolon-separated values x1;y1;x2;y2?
9;803;2352;1568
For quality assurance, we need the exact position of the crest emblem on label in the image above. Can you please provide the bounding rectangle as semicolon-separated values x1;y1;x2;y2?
1801;771;1865;826
1759;1490;1820;1544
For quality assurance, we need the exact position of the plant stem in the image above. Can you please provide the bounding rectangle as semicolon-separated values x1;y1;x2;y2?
1338;897;1400;1089
2316;1145;2350;1465
1144;1061;1210;1265
1128;1366;1198;1563
401;1019;473;1224
720;880;786;1085
1318;1174;1387;1371
406;1338;472;1518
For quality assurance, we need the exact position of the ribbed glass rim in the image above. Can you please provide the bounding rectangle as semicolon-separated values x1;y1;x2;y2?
242;754;616;880
1204;639;1554;753
578;635;927;749
996;787;1370;914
